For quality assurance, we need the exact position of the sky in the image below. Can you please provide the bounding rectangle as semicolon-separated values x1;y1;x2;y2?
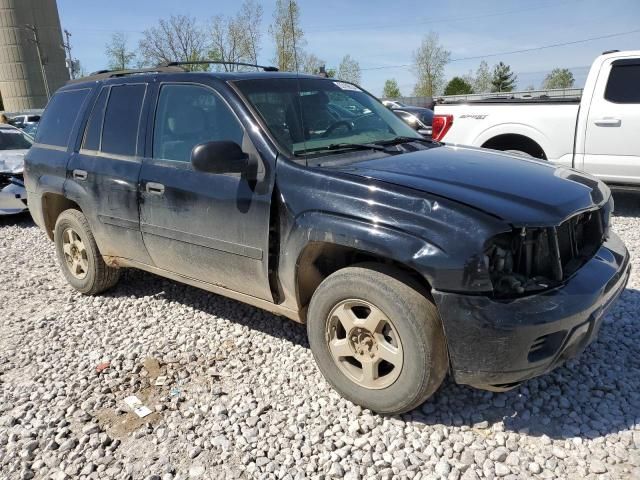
57;0;640;96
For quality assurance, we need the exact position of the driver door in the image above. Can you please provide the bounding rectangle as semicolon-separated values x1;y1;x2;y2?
139;82;274;301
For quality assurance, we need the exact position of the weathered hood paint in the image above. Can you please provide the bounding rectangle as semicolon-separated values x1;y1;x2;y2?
0;150;28;174
330;145;606;226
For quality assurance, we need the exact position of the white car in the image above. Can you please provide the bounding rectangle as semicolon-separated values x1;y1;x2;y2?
434;50;640;187
10;114;41;129
0;124;32;214
382;100;407;109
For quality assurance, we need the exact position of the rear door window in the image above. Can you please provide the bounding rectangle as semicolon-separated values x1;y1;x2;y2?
604;62;640;103
35;89;90;147
82;88;109;152
101;84;146;157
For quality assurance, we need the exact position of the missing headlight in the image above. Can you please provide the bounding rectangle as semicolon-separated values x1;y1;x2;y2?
486;209;605;298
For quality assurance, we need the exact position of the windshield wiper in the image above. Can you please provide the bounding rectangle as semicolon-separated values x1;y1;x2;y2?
295;142;392;155
376;136;435;146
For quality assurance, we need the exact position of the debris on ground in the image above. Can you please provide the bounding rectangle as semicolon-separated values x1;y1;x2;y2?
123;395;153;418
95;361;110;373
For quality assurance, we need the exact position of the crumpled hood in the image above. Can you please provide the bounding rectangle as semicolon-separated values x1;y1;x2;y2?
0;150;28;174
330;145;607;226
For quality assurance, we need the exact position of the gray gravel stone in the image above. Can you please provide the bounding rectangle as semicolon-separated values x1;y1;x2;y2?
1;196;639;479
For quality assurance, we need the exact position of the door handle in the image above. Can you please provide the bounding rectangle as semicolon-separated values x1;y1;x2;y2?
594;118;621;127
145;182;165;195
72;169;87;180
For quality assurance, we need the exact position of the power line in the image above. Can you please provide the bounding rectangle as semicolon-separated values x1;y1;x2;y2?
360;28;640;71
305;0;576;33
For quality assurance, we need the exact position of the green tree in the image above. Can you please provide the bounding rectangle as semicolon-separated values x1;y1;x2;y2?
444;76;474;95
412;32;450;96
105;32;136;71
542;68;575;89
382;79;402;98
491;62;517;92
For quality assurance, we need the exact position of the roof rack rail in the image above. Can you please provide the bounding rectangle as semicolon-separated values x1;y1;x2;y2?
602;49;620;55
159;60;279;72
68;65;186;84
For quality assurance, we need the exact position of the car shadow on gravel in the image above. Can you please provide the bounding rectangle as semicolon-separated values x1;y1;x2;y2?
612;191;640;217
109;268;639;442
406;286;640;441
108;268;310;348
0;211;34;228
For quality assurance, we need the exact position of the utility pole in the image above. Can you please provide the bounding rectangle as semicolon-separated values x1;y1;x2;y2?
23;24;51;101
63;29;74;80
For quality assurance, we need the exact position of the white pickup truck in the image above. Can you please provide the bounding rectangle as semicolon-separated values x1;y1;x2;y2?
433;50;640;187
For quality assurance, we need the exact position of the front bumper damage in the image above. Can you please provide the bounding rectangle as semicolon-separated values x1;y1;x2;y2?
433;232;630;391
0;174;28;215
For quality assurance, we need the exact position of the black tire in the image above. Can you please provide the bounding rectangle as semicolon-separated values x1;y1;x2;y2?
307;264;448;414
54;209;120;295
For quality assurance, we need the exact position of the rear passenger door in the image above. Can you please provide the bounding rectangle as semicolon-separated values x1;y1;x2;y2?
583;58;640;183
66;83;153;264
138;82;274;301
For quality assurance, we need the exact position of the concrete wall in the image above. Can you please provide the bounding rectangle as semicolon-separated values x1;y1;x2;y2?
0;0;69;111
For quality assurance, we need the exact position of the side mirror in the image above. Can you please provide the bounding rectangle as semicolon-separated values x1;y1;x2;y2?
191;141;248;174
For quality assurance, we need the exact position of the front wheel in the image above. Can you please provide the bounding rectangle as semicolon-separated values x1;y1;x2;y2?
307;264;448;414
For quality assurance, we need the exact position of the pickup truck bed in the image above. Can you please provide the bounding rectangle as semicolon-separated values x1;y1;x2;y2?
434;50;640;187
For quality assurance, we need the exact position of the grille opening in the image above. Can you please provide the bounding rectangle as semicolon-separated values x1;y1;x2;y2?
488;208;606;297
527;331;567;362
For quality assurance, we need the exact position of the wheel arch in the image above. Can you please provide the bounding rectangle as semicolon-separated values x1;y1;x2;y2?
474;124;550;160
280;212;441;315
41;193;82;240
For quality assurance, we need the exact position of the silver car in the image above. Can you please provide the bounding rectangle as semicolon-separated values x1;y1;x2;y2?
0;124;32;215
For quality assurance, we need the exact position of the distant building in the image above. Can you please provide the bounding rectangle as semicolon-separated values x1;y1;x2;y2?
0;0;69;111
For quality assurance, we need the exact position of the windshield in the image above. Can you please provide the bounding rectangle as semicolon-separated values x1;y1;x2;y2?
0;128;32;150
234;78;422;157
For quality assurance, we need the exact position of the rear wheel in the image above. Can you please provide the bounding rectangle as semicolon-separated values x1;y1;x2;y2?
54;209;120;294
307;264;448;414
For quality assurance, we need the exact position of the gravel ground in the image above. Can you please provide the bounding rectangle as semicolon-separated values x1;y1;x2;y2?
1;193;639;480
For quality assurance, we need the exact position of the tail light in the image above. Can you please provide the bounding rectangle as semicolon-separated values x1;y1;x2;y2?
432;114;453;141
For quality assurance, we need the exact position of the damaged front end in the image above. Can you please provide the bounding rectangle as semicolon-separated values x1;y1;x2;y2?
0;172;28;214
486;199;612;298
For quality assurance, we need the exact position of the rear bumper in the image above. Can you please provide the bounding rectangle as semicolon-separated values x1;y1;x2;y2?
433;232;630;391
0;180;28;215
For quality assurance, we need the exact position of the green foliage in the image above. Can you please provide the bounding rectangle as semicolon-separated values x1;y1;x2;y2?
491;62;517;92
444;77;474;95
412;32;450;96
542;68;575;89
382;79;402;98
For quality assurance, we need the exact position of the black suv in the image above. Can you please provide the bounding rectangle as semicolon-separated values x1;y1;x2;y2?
24;64;630;414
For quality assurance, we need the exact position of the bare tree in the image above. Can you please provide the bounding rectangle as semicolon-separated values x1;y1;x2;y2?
412;32;450;97
474;60;492;93
300;52;325;75
240;0;263;65
210;0;264;71
139;15;208;71
270;0;305;72
105;32;136;71
210;15;244;71
337;55;361;84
